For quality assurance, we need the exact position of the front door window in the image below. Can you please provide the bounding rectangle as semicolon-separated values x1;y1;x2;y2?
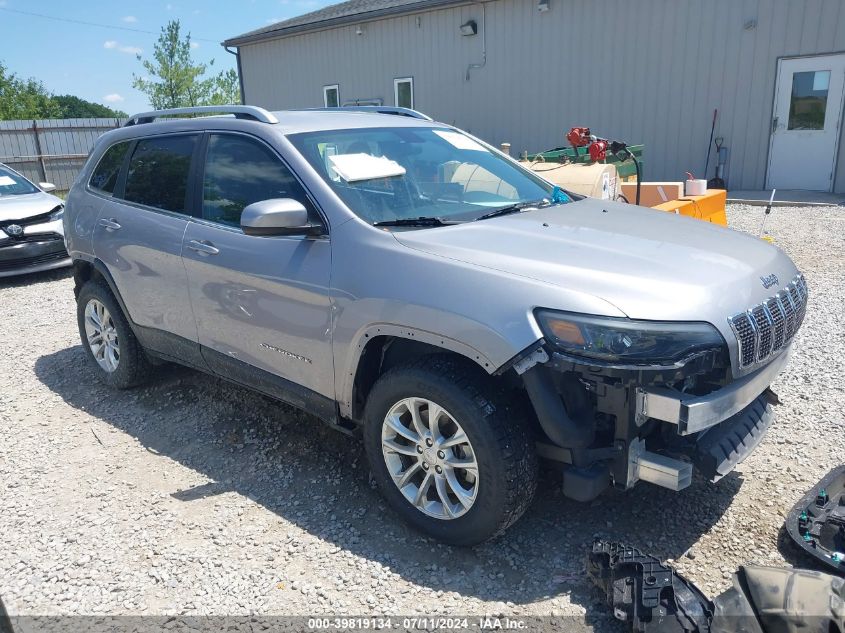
202;134;311;227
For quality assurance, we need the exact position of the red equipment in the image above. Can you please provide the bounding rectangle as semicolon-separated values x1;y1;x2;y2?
589;139;608;162
563;127;642;204
567;126;608;161
566;127;591;148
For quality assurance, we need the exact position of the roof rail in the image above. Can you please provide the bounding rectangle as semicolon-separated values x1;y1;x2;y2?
307;106;433;121
124;105;279;127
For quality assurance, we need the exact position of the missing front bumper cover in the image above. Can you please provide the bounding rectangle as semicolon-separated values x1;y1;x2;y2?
635;349;789;435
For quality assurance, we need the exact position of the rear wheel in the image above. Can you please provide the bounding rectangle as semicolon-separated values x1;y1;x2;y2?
363;355;537;546
76;280;152;389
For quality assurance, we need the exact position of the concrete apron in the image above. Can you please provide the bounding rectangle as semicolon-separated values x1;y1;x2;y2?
727;190;845;207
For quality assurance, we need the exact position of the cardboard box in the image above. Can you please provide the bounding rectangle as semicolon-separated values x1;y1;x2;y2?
620;181;684;207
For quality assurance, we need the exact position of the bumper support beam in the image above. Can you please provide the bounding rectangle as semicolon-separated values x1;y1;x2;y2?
635;348;790;435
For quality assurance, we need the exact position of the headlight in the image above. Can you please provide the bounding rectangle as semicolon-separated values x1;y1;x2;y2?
48;205;64;221
535;309;726;365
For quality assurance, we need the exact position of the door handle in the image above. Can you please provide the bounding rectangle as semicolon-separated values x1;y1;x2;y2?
99;218;121;231
186;239;220;256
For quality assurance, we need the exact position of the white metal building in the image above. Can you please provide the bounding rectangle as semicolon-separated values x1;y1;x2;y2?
224;0;845;192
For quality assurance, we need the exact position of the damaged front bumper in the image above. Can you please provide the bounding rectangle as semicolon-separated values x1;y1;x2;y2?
520;342;788;500
635;349;790;435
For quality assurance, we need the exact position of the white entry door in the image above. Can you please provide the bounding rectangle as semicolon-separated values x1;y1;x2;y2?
767;54;845;191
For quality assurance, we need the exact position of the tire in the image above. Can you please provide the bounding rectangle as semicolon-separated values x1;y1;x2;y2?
363;355;538;546
76;280;152;389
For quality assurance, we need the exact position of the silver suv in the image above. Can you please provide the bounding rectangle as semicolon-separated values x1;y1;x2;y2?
65;105;806;545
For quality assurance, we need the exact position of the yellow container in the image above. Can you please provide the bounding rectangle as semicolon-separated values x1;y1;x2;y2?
652;189;727;226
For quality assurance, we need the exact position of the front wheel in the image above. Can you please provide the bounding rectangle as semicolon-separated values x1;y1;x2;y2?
363;356;538;546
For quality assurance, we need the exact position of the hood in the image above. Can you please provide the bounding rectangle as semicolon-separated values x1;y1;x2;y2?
392;198;799;323
0;191;63;222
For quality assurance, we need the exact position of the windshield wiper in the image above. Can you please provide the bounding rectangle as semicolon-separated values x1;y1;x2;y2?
373;216;460;227
474;199;550;221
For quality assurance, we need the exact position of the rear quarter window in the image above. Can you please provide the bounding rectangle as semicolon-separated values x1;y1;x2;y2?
88;141;130;195
123;135;197;214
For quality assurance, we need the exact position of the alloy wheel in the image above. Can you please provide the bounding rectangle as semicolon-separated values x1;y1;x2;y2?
84;299;120;373
381;397;479;520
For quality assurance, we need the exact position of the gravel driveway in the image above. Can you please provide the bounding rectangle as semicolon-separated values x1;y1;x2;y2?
1;203;843;626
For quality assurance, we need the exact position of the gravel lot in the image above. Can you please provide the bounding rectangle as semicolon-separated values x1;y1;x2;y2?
1;203;843;626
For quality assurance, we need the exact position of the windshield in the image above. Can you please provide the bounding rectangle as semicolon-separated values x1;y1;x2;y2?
0;165;39;197
288;127;566;224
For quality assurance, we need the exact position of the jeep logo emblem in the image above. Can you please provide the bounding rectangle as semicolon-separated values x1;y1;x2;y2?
760;273;779;289
4;224;23;237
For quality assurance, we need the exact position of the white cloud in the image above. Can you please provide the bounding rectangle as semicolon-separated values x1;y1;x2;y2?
103;94;125;103
190;41;200;49
121;15;137;23
104;40;142;54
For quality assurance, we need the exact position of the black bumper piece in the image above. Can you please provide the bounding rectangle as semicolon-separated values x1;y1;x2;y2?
693;394;774;482
786;465;845;575
587;540;713;633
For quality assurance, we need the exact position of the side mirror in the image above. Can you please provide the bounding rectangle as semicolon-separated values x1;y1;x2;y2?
240;198;323;237
39;182;57;193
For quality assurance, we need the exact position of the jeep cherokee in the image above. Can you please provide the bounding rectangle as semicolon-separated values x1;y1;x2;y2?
64;105;806;546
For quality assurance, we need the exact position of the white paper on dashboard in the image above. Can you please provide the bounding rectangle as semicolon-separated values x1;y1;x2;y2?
327;153;406;182
433;130;486;152
0;176;16;186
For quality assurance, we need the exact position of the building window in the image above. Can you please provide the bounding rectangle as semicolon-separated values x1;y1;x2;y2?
323;85;339;108
394;77;413;109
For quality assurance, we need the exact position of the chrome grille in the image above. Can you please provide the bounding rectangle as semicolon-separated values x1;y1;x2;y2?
765;296;785;350
728;273;808;371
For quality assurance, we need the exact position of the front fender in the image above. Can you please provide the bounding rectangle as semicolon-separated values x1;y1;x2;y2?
333;301;539;419
328;219;627;419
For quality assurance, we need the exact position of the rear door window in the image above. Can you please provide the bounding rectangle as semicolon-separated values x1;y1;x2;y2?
201;134;311;227
123;135;198;214
89;141;130;195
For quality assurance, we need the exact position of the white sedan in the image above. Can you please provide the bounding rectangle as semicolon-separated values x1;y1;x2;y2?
0;163;70;278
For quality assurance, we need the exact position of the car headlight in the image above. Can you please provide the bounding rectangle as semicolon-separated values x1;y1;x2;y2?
48;205;64;221
535;309;726;365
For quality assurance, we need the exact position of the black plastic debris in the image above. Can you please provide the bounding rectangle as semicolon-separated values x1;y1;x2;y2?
786;465;845;575
588;540;845;633
587;540;713;633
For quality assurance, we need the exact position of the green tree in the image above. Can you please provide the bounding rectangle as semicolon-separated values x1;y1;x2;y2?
209;68;240;105
133;20;239;109
0;61;60;120
53;95;127;118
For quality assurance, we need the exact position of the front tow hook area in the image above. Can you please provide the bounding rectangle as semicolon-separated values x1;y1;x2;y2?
628;440;693;491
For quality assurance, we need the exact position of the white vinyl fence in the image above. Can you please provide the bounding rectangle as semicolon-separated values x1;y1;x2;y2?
0;118;125;193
